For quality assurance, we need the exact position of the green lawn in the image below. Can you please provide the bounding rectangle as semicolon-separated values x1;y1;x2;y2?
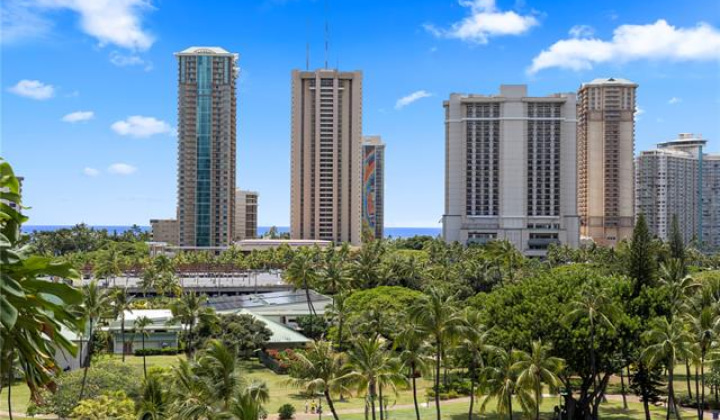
0;355;711;420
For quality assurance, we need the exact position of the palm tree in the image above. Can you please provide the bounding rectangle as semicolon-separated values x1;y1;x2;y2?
111;287;133;362
198;339;245;410
137;374;168;420
659;260;700;399
564;280;618;397
409;287;464;420
135;315;153;378
284;250;319;332
170;291;214;357
396;318;431;420
320;256;351;295
685;307;717;419
139;266;157;298
78;280;112;400
341;337;407;420
642;317;696;420
168;358;216;419
460;308;492;420
325;292;350;351
480;347;533;420
512;340;565;420
287;340;346;420
167;341;270;419
95;246;122;288
660;260;699;317
349;241;385;289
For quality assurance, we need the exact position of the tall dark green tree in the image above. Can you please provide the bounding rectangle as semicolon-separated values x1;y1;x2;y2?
627;214;658;297
669;214;686;268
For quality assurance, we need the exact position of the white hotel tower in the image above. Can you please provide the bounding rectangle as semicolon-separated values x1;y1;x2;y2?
442;85;580;256
636;133;720;250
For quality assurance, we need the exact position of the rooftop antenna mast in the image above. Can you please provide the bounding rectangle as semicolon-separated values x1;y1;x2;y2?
324;0;329;69
305;19;310;70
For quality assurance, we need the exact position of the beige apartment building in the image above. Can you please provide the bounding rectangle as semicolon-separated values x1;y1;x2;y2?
234;189;258;241
442;85;580;257
577;77;638;246
636;133;720;250
174;47;238;247
290;69;363;245
362;136;385;240
150;219;179;245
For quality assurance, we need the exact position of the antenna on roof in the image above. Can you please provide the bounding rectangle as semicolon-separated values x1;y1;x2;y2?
305;19;310;70
324;0;329;69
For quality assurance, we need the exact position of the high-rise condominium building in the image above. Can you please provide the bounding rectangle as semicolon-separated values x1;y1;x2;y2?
442;85;580;256
290;69;363;245
577;77;638;246
636;133;720;250
362;136;385;240
234;189;258;241
175;47;238;247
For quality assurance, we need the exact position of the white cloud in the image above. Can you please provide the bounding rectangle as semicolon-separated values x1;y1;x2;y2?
107;163;137;175
569;24;594;38
62;110;94;123
8;79;55;100
395;90;433;110
111;115;171;138
424;0;538;44
34;0;155;50
668;97;682;104
109;51;153;70
635;106;645;120
83;167;100;177
529;19;720;74
1;0;54;44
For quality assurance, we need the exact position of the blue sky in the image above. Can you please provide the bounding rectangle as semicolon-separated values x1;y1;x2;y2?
2;0;719;227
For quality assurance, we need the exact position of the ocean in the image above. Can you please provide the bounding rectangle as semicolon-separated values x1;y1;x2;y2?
22;225;441;239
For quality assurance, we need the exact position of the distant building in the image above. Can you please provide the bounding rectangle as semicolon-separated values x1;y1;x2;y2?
577;77;638;246
636;133;720;250
442;85;580;256
290;69;363;245
150;219;179;245
362;136;385;240
207;290;334;327
234;189;258;241
175;47;239;247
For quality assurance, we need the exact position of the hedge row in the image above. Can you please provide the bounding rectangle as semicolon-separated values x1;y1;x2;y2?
133;347;181;356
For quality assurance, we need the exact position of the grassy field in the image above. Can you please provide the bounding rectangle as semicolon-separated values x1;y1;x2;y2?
0;355;710;420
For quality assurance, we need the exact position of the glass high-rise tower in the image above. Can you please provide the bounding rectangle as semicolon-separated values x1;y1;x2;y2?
175;47;238;247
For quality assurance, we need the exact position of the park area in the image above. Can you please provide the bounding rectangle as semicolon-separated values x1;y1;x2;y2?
0;354;705;420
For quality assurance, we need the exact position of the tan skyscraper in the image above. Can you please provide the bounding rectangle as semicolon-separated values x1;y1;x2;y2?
290;69;363;245
234;189;258;241
175;47;238;247
577;78;638;246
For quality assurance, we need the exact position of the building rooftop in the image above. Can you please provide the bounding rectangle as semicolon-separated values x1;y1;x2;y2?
582;77;637;87
207;290;333;313
236;309;311;344
175;47;237;58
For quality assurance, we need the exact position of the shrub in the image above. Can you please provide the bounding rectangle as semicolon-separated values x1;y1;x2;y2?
134;347;181;356
70;391;135;420
28;361;140;417
278;403;296;420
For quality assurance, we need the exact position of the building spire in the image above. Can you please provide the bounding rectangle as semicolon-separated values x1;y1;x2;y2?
324;0;329;69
